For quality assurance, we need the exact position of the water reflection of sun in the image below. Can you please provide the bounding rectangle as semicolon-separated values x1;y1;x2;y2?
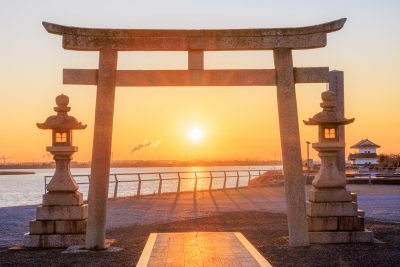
182;166;210;191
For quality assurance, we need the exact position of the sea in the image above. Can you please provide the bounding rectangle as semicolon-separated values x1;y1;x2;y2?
0;165;281;208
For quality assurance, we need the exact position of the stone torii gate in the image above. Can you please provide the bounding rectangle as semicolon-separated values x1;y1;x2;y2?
42;18;346;249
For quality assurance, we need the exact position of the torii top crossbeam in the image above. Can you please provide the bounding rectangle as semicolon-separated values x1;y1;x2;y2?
42;18;345;51
42;19;346;88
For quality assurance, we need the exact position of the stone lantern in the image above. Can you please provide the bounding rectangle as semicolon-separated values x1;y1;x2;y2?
24;94;88;248
303;91;373;243
38;94;86;192
304;91;354;188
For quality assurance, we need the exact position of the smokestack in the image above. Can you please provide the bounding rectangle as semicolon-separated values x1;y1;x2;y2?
131;138;161;153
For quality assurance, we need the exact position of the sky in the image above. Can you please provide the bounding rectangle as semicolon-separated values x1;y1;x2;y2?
0;0;399;163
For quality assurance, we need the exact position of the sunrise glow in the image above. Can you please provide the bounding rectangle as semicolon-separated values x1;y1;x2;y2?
188;127;204;142
0;1;399;164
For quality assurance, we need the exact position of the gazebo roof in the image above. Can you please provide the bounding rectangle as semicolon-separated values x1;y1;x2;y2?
350;139;380;149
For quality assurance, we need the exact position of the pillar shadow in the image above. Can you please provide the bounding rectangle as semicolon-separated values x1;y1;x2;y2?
209;191;221;213
167;193;181;221
222;190;242;211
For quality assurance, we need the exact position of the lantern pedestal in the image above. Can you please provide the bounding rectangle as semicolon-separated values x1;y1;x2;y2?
24;94;87;248
306;143;373;243
24;146;88;248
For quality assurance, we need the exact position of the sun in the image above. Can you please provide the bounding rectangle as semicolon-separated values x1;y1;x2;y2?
188;127;203;142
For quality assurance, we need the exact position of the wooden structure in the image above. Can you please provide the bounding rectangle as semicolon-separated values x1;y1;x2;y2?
42;18;347;249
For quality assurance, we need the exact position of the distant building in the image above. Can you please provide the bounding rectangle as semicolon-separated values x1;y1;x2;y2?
348;139;380;165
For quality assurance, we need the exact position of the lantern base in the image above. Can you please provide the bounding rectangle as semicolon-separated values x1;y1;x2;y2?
307;187;373;243
308;188;352;202
24;191;88;248
23;233;85;248
309;230;374;244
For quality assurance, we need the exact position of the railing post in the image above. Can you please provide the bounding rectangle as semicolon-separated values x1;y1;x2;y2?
158;173;162;195
209;171;213;191
137;174;141;197
45;170;270;200
177;173;181;193
223;171;227;189
258;170;264;185
194;172;198;192
113;174;118;199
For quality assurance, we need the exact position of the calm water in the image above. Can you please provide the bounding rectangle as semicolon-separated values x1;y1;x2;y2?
0;166;280;207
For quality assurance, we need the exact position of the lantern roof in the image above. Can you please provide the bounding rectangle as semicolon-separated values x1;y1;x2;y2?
37;94;87;130
303;91;354;126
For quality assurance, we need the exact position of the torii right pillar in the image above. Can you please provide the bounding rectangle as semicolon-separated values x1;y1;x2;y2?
329;70;346;174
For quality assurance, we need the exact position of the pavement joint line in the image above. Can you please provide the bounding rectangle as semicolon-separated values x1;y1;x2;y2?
136;233;157;267
234;232;272;267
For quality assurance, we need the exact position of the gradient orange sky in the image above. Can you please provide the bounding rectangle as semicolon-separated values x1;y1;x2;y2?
0;0;399;163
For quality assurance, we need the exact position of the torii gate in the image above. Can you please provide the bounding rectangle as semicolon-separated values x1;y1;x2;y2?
43;18;346;249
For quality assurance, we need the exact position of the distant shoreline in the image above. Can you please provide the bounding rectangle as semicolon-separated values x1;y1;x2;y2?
0;171;35;175
0;160;282;170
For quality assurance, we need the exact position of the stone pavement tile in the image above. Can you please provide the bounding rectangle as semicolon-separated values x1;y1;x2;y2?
137;232;271;267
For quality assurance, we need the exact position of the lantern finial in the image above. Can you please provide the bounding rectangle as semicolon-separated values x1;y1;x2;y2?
320;91;336;110
54;94;70;114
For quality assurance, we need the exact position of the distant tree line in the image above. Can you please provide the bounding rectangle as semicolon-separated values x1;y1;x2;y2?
378;154;400;168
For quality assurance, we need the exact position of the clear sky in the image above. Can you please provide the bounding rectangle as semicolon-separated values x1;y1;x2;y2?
0;0;399;163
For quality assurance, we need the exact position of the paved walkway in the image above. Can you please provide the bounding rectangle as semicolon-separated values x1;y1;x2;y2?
1;185;399;247
107;186;286;229
137;232;271;267
106;184;400;229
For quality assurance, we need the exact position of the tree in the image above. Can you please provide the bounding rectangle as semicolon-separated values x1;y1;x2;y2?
378;153;400;168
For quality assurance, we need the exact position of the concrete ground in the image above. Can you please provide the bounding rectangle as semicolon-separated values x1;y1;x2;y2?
0;184;399;247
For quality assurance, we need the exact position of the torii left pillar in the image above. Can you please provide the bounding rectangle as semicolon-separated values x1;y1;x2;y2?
274;48;309;246
85;49;118;249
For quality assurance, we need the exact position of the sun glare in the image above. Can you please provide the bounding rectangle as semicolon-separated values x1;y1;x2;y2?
188;127;203;142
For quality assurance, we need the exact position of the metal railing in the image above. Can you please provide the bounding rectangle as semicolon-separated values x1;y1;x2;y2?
44;169;270;199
